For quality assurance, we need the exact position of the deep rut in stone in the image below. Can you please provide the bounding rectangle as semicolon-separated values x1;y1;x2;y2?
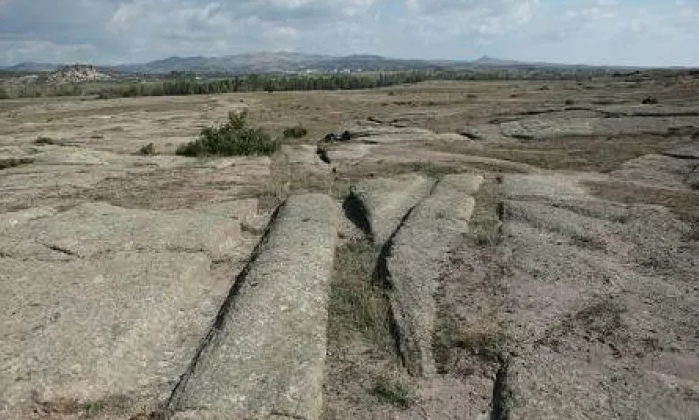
431;176;511;419
164;203;284;414
324;174;511;419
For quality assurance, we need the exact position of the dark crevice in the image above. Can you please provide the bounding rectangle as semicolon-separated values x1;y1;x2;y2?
488;108;600;125
489;361;511;420
427;176;441;196
323;231;405;417
638;111;699;117
342;190;373;239
662;126;699;139
42;244;79;257
458;131;482;141
316;145;331;165
370;178;440;374
434;177;506;378
518;109;563;116
489;117;521;125
341;177;440;374
601;111;699;118
371;206;418;371
564;106;598;112
661;152;699;160
507;134;535;141
166;201;284;412
269;410;305;420
373;178;439;290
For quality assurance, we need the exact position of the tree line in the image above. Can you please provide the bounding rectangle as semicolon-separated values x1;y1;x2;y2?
98;69;606;99
1;68;612;100
98;71;434;98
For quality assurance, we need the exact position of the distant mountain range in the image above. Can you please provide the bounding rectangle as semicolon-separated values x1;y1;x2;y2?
112;52;459;75
0;53;652;76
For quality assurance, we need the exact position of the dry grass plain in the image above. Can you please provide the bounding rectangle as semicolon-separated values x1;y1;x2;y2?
1;75;699;420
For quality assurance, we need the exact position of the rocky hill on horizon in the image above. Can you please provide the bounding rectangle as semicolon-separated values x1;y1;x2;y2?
0;52;653;77
46;64;113;84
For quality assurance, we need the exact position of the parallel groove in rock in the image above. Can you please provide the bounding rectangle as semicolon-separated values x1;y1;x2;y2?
351;174;483;377
169;194;338;420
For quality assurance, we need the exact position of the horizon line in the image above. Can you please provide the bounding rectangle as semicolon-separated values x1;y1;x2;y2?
2;51;697;70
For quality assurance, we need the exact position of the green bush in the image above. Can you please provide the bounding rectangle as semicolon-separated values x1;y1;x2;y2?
35;136;58;145
138;143;157;155
0;157;34;170
371;376;414;408
176;110;278;157
283;125;308;139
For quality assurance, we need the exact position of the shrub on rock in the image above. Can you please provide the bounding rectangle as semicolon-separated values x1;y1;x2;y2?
176;110;279;157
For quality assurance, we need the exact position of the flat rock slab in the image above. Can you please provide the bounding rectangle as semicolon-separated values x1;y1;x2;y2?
322;125;539;175
595;116;699;136
333;144;540;175
503;351;699;420
337;125;443;145
499;118;594;138
501;173;607;202
467;116;699;141
282;145;329;175
1;144;192;169
0;201;259;262
170;194;338;420
0;143;272;212
325;143;375;163
495;176;699;420
1;253;213;416
348;174;435;250
0;207;57;230
0;200;263;420
666;145;699;160
383;174;483;377
612;154;699;190
347;125;435;139
459;124;513;143
596;104;699;117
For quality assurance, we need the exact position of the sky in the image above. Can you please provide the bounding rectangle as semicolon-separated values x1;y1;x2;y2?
0;0;697;67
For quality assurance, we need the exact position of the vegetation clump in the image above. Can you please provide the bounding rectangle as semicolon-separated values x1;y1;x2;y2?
138;143;157;156
371;376;414;408
283;125;308;139
35;136;58;145
0;157;34;170
176;110;278;157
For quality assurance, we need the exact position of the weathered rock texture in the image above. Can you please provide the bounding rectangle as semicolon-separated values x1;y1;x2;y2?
0;200;263;420
492;173;699;419
170;194;338;420
350;174;483;377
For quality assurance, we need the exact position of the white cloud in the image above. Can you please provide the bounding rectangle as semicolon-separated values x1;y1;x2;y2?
1;40;98;64
0;0;697;66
